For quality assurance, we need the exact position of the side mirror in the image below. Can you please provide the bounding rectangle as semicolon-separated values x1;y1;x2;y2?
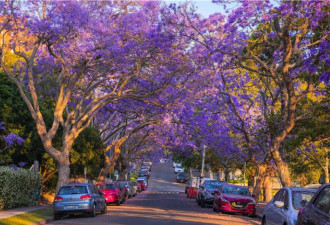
274;201;284;208
99;191;104;196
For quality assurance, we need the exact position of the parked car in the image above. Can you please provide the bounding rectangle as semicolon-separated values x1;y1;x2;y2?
53;183;107;220
142;161;152;168
139;169;150;178
130;181;141;193
128;181;137;197
173;162;181;168
262;187;316;225
137;176;148;186
140;165;151;172
117;181;131;200
174;164;184;174
197;180;227;208
296;183;330;225
96;182;124;206
213;184;256;217
120;181;135;198
176;172;189;183
137;180;147;191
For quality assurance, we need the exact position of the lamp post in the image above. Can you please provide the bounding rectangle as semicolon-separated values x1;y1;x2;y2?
201;145;206;178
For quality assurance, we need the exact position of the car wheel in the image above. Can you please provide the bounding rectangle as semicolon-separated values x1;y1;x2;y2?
262;216;267;225
201;198;206;208
101;203;107;214
212;202;217;213
116;200;121;206
54;213;61;220
89;204;97;217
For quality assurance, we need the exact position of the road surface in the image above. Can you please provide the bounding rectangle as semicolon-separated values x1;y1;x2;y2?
49;160;261;225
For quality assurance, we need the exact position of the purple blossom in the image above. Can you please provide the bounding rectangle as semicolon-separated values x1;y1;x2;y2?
3;133;25;147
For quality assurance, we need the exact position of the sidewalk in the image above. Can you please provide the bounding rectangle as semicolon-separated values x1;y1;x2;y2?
256;202;267;218
0;205;48;220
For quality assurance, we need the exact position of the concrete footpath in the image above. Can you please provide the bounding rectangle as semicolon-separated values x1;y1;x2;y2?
0;205;48;220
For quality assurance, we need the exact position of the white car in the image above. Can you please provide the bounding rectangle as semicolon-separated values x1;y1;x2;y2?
173;162;181;168
174;165;184;174
262;187;316;225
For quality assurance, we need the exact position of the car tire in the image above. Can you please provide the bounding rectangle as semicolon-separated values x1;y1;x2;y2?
213;202;218;213
116;200;121;206
262;216;266;225
197;198;201;206
89;204;97;217
54;213;61;220
201;198;206;208
101;203;107;214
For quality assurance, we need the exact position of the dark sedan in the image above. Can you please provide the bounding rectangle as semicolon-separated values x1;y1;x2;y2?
296;183;330;225
197;180;227;208
176;172;188;183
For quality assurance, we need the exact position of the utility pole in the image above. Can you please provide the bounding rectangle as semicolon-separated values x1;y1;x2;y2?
201;145;206;178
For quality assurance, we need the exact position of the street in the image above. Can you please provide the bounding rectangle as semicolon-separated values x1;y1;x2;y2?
49;161;261;225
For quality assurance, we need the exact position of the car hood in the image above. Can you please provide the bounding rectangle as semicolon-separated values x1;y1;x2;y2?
221;193;254;203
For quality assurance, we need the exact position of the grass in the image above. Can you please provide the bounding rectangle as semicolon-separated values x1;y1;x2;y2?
0;207;53;225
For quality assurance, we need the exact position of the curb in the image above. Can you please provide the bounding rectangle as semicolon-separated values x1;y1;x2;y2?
31;216;53;225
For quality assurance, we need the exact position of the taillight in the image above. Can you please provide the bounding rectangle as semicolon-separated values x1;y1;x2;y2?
80;194;91;200
54;196;63;201
298;208;303;216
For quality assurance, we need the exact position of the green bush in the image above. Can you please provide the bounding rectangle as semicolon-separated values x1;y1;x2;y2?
0;166;42;209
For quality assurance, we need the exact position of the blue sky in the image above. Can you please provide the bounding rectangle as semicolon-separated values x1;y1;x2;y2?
164;0;235;18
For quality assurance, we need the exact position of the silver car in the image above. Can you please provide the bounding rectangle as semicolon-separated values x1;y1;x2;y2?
53;183;107;220
262;187;316;225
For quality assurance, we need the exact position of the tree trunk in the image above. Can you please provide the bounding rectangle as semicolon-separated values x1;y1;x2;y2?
189;167;193;178
323;153;329;183
55;159;70;194
270;144;292;187
98;156;111;182
253;164;267;201
209;169;213;179
224;168;230;182
264;174;272;202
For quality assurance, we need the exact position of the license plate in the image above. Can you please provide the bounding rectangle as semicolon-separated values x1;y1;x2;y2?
66;205;78;209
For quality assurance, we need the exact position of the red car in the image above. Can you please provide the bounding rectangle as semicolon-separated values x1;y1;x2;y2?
213;184;256;217
96;182;124;205
137;180;146;191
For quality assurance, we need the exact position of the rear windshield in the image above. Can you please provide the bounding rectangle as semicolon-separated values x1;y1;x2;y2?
222;186;251;196
59;186;87;195
176;165;183;169
292;191;315;210
98;184;116;190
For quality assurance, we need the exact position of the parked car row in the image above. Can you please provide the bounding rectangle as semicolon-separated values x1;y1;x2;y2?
53;168;152;220
263;183;330;225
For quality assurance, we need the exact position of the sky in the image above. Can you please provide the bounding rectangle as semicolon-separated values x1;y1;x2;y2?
164;0;235;18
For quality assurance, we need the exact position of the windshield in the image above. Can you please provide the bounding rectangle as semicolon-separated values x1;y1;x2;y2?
205;181;225;189
59;186;87;195
176;165;183;169
222;186;251;196
98;184;116;190
292;191;315;210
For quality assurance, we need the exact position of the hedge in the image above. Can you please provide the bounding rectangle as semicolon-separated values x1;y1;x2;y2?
0;166;42;209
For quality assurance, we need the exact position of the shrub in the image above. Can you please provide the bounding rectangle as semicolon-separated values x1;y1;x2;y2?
0;166;42;209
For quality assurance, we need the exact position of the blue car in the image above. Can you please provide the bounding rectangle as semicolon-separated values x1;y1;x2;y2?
53;183;107;220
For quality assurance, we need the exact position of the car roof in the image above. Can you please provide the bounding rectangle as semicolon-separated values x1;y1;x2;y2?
61;183;91;187
289;187;317;192
222;184;248;188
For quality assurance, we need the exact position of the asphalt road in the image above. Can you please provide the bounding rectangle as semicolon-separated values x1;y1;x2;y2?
49;160;261;225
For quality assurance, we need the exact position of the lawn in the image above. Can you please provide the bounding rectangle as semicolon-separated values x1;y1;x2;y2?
0;207;53;225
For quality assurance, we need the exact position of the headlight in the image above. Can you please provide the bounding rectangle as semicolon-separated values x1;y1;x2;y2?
220;196;229;203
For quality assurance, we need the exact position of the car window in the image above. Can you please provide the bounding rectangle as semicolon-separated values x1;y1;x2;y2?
313;186;330;215
205;181;225;189
98;184;116;190
273;190;283;202
282;190;288;209
222;186;251;196
292;191;315;210
59;186;87;195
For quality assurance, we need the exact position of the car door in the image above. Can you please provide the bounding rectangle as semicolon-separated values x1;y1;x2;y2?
267;190;284;225
92;185;101;211
305;186;330;225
